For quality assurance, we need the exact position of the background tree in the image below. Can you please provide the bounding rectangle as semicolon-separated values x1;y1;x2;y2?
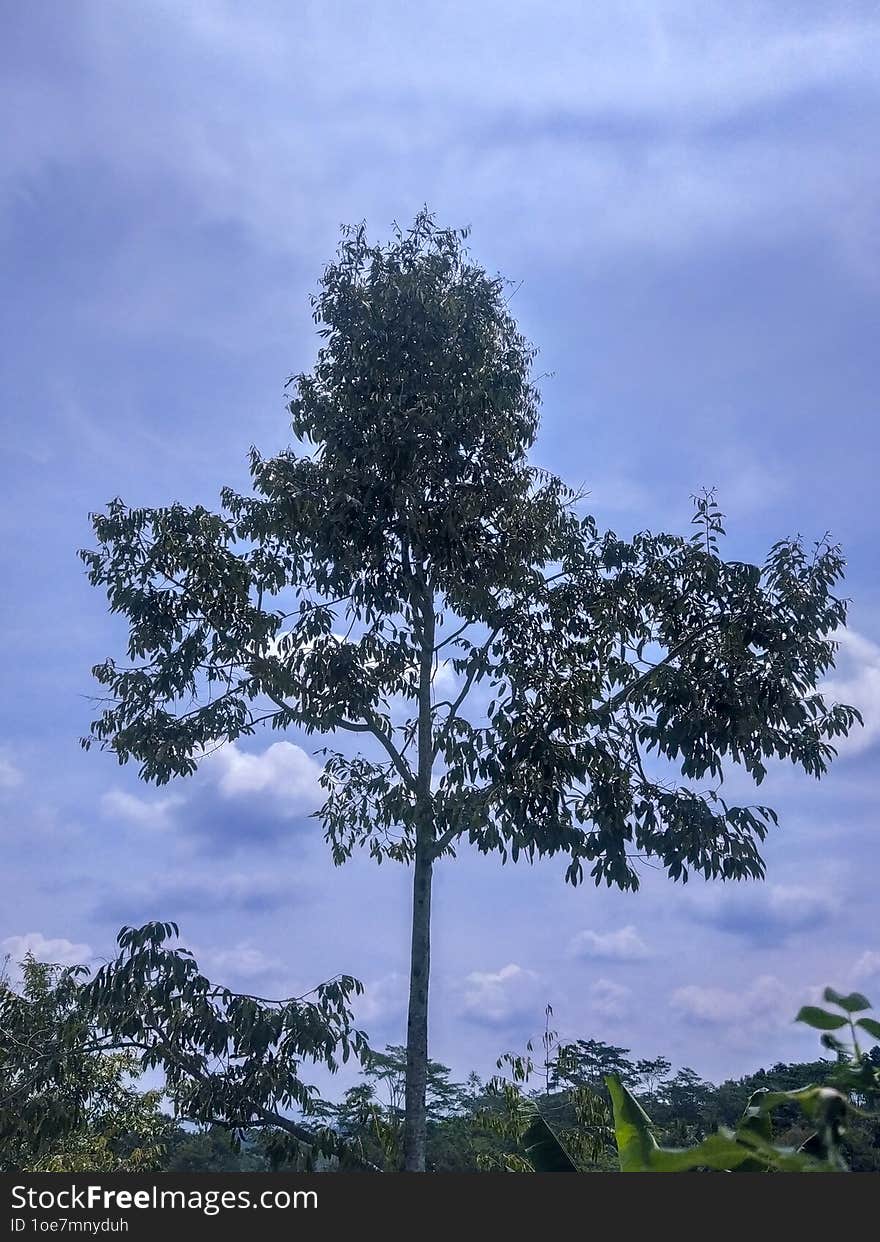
0;953;170;1167
0;923;367;1171
471;991;880;1174
81;210;860;1170
554;1038;641;1090
163;1125;269;1172
326;1043;466;1170
0;954;169;1171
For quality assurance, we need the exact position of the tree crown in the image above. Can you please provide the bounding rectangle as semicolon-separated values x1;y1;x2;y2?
81;211;861;890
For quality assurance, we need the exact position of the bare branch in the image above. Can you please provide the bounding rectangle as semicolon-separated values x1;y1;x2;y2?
433;618;474;653
262;687;416;792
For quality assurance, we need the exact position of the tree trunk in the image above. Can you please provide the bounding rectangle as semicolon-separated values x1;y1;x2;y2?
402;835;433;1171
402;567;435;1172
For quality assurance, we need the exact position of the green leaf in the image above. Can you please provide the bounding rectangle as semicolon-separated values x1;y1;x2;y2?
647;1131;758;1172
822;987;871;1013
605;1074;659;1172
738;1088;773;1145
606;1074;841;1174
795;1006;849;1031
856;1017;880;1040
520;1114;578;1172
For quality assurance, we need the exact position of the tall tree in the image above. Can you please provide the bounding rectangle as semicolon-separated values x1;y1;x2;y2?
81;211;860;1170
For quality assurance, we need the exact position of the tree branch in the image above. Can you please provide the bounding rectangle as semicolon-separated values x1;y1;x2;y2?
433;626;501;760
336;717;416;791
431;822;464;859
433;619;474;653
600;616;723;715
252;1106;322;1147
262;687;416;792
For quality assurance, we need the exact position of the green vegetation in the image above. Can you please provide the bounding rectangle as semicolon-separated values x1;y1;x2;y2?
3;930;877;1172
0;923;366;1173
462;991;880;1173
80;212;860;1170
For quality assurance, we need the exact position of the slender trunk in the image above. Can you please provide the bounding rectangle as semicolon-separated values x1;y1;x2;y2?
402;571;435;1172
403;833;433;1171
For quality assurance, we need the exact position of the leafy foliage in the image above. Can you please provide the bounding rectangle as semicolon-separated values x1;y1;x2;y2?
7;941;878;1174
473;1010;614;1172
606;1073;847;1172
0;955;169;1172
796;988;880;1108
80;210;860;1168
163;1125;270;1172
319;1043;467;1170
82;211;859;889
0;924;368;1171
460;989;880;1174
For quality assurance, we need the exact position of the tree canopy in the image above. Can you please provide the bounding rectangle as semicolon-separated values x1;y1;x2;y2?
81;210;861;1168
0;923;367;1171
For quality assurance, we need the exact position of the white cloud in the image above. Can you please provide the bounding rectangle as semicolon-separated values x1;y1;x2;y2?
0;752;23;790
568;925;652;962
852;950;880;987
1;932;92;968
203;741;323;815
197;943;284;983
459;963;544;1027
590;978;632;1020
670;974;791;1030
355;972;408;1025
101;789;185;829
821;629;880;756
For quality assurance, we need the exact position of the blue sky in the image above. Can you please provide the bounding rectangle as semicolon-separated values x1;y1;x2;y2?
2;2;879;1094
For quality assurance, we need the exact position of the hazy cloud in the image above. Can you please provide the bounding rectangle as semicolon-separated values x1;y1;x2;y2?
101;788;186;830
91;870;297;923
4;4;880;280
459;963;544;1028
852;950;880;987
1;932;92;968
355;972;408;1026
569;925;652;962
670;974;791;1029
686;884;837;945
590;978;632;1020
0;752;24;790
196;942;285;984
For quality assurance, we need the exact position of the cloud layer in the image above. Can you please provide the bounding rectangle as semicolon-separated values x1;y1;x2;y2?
686;884;838;946
1;2;878;1086
1;932;93;968
569;925;653;962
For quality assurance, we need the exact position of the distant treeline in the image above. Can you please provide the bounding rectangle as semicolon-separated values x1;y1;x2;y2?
161;1039;880;1173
